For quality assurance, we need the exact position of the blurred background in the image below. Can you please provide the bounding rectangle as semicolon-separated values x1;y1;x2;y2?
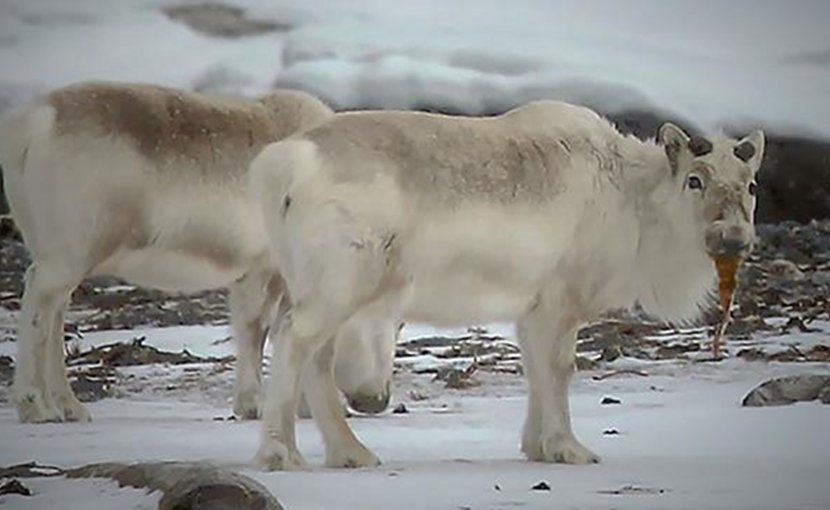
0;0;829;222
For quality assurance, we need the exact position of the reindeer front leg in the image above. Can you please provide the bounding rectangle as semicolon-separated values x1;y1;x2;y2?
13;263;88;423
516;302;599;464
302;336;379;468
256;309;318;471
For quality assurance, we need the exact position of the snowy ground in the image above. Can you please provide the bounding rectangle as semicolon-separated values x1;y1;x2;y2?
1;323;829;509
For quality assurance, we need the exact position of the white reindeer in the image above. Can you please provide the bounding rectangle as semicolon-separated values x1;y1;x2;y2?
248;100;765;469
0;81;398;424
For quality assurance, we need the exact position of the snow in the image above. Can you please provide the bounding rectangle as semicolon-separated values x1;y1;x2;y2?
2;324;830;509
1;0;829;137
2;478;160;510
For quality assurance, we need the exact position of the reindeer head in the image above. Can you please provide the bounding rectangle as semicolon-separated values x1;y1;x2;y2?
659;123;765;260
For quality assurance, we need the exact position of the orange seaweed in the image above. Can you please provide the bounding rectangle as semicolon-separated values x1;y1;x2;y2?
712;256;741;357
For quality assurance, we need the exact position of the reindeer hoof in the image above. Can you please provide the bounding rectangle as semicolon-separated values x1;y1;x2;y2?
256;440;307;471
325;442;381;469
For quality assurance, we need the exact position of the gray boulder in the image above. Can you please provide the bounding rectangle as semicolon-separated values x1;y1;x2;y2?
742;374;830;406
67;461;284;510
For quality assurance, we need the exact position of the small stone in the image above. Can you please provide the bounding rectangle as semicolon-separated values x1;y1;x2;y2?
767;259;805;280
598;344;623;362
806;345;830;362
392;403;409;414
531;481;551;491
600;396;622;405
603;428;620;435
0;479;32;496
494;484;502;492
736;347;767;361
575;355;599;371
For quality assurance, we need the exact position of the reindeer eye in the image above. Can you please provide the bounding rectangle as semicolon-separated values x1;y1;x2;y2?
687;175;703;190
748;181;757;196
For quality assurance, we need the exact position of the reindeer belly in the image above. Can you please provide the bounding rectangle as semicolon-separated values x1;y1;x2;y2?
405;275;538;325
96;189;267;293
400;205;560;325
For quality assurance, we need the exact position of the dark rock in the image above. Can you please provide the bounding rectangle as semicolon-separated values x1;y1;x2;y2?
603;428;620;435
742;374;830;406
531;481;551;491
766;259;805;281
806;345;830;362
0;461;63;478
0;164;6;214
575;355;599;371
0;479;31;496
70;370;115;402
0;355;12;385
211;415;237;421
736;347;767;361
779;316;821;334
597;345;623;362
392;403;409;414
0;214;19;241
600;396;622;405
754;135;830;223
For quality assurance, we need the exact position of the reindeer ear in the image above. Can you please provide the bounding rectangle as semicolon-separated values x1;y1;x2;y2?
659;123;691;174
736;130;765;173
688;136;713;157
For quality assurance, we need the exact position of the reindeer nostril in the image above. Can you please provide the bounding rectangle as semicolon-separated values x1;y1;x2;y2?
721;237;749;256
706;224;751;257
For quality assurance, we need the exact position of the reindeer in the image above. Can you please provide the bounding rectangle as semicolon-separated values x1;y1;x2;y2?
248;100;765;469
0;81;398;424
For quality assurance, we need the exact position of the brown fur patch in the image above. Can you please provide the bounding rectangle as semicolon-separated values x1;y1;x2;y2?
307;111;572;205
47;82;328;178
